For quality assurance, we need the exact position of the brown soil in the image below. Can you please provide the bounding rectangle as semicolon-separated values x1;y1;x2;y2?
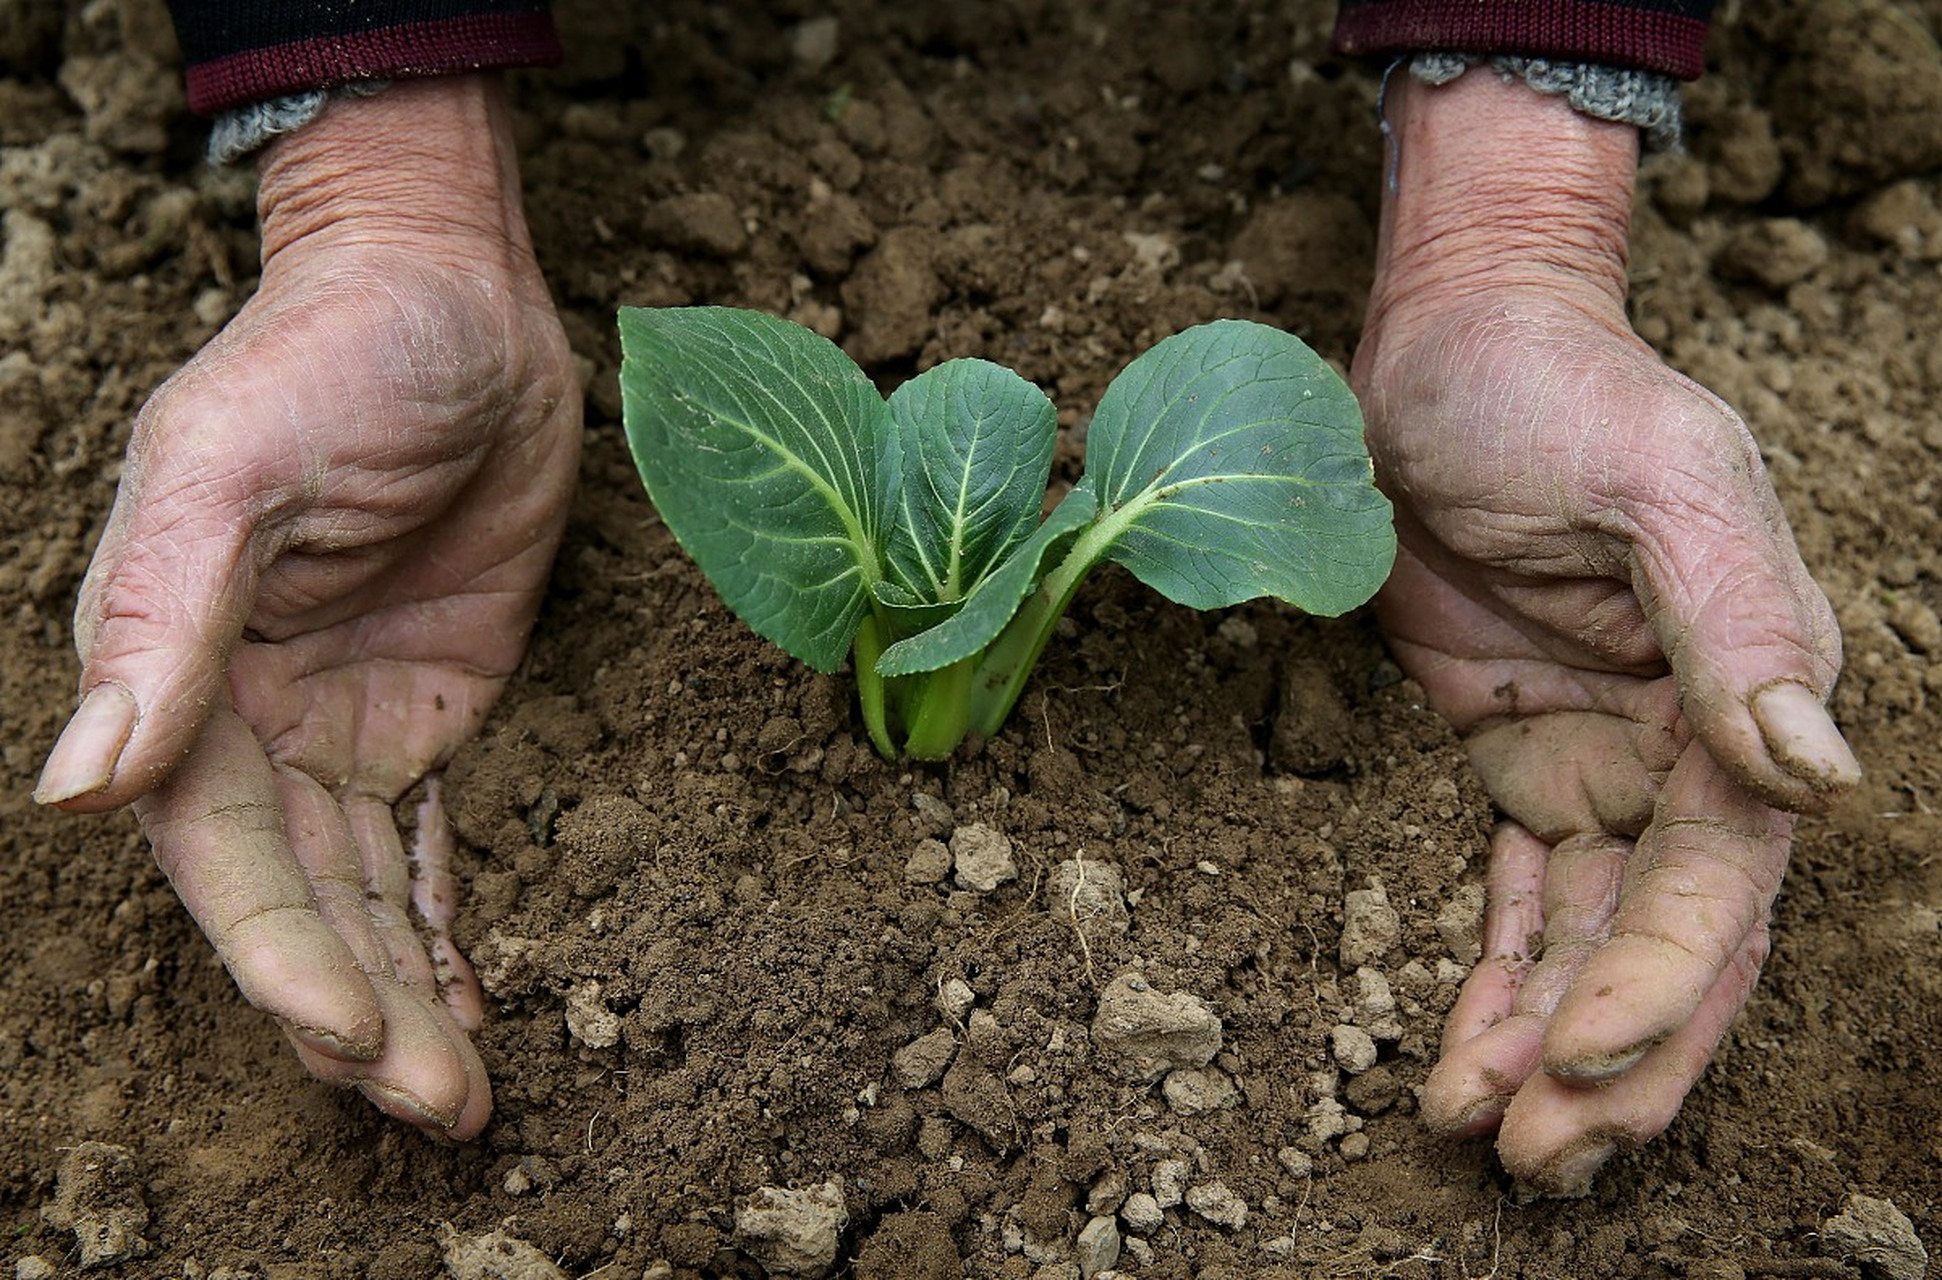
5;1;1942;1277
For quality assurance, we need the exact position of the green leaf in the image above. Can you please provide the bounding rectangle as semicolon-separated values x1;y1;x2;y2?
883;359;1059;604
618;306;890;672
868;578;956;637
876;488;1099;677
1081;319;1394;617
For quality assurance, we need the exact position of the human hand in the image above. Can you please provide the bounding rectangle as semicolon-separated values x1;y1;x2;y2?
1355;72;1857;1195
34;75;581;1138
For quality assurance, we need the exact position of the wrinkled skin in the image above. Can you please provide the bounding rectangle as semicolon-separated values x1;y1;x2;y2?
1359;74;1856;1194
35;76;580;1137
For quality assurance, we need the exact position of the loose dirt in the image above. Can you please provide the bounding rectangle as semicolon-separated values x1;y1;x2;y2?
4;1;1941;1276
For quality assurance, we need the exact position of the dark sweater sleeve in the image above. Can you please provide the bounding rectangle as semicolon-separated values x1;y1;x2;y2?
1331;1;1715;80
166;2;563;116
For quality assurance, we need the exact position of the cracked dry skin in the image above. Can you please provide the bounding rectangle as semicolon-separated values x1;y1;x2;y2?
4;0;1942;1276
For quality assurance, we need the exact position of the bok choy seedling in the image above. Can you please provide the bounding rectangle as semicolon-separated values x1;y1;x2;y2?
618;307;1394;760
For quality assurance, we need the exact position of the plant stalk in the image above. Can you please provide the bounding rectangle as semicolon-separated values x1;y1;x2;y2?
965;515;1121;739
900;656;976;760
852;613;898;759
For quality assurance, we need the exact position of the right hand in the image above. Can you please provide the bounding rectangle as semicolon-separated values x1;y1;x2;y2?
1354;72;1855;1194
35;75;581;1137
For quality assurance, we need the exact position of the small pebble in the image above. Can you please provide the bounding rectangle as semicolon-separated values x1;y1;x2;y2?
1350;967;1402;1040
1305;1097;1351;1144
937;978;976;1021
1820;1193;1928;1280
1330;1024;1379;1075
734;1181;848;1279
1887;595;1942;654
1048;858;1130;934
444;1229;570;1280
1162;1066;1239;1115
1435;885;1485;965
1277;1147;1314;1179
1184;1183;1248;1230
910;791;954;835
1716;218;1828;290
1119;1191;1164;1235
1340;882;1401;967
1149;1159;1190;1208
1092;972;1223;1082
892;1027;957;1088
1343;1064;1401;1115
790;16;840;71
1086;1168;1128;1216
951;823;1017;892
905;838;951;884
1076;1216;1121;1278
564;981;621;1049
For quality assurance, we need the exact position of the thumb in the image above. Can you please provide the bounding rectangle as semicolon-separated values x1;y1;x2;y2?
1623;392;1857;812
36;386;275;811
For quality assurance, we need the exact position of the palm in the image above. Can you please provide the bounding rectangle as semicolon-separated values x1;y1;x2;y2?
1356;289;1833;1193
208;253;578;796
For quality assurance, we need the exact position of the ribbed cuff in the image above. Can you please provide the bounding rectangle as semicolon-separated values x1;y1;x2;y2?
1410;52;1686;151
206;80;393;166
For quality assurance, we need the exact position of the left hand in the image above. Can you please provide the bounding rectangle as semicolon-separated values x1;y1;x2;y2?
35;76;581;1137
1355;71;1857;1195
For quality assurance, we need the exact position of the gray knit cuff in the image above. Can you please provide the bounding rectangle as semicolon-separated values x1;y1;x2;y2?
207;81;393;167
1410;53;1685;153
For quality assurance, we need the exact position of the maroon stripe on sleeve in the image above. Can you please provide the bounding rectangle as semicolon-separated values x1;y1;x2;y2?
1332;1;1712;79
184;12;562;115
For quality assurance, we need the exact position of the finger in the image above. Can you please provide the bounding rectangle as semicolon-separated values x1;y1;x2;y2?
1424;830;1625;1136
38;375;287;811
1541;746;1791;1082
275;766;395;978
413;777;485;1032
1495;925;1765;1197
281;775;490;1136
1422;824;1546;1134
132;704;383;1062
292;981;494;1138
1510;833;1628;1018
1423;1014;1543;1138
429;938;487;1037
342;790;492;1129
1619;391;1857;811
344;795;444;995
1441;823;1548;1055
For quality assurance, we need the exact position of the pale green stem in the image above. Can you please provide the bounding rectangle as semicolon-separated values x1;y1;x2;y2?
900;657;976;760
851;613;898;759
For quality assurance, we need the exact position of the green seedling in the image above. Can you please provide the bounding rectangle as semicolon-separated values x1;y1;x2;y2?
618;307;1395;760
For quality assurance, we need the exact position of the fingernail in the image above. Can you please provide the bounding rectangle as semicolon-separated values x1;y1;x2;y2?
1529;1137;1617;1199
358;1080;462;1133
1434;1093;1511;1139
34;683;140;804
289;1014;384;1064
1751;682;1862;793
1548;1040;1650;1084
